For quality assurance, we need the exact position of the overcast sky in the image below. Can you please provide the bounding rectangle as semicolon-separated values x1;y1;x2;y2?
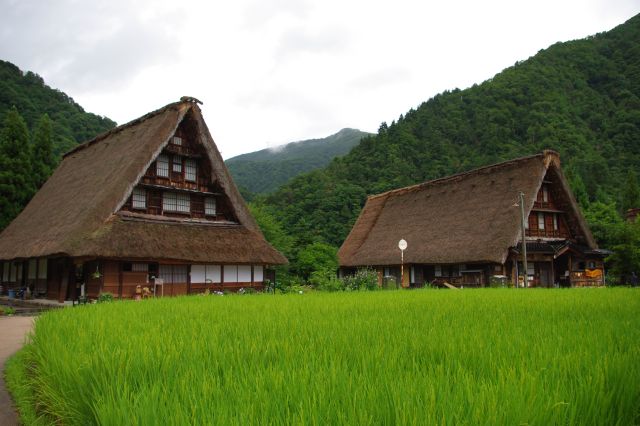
1;1;638;158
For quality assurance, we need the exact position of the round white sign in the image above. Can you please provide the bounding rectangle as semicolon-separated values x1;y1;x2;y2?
398;239;407;251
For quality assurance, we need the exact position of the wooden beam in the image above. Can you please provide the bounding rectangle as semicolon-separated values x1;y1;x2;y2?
118;261;123;299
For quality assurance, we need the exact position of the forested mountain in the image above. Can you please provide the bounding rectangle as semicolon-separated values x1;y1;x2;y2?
254;14;640;282
0;60;116;156
0;60;116;230
226;128;369;195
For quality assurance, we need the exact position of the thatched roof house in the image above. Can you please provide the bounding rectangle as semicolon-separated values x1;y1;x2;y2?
0;98;286;301
339;150;607;288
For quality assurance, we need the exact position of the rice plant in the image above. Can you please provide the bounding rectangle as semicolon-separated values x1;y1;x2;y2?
7;289;640;425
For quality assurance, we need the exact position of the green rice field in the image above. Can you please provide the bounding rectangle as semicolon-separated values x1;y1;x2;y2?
7;289;640;425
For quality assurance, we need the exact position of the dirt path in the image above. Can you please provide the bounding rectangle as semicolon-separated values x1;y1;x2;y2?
0;316;35;426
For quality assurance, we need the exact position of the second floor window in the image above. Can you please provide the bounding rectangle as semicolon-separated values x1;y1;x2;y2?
205;197;216;215
163;192;190;213
185;158;197;182
172;155;182;173
132;187;146;209
171;136;182;146
538;212;545;230
157;154;169;177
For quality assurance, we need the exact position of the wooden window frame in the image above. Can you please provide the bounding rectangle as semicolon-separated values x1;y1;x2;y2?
172;155;182;173
538;212;545;230
157;154;169;177
163;191;190;213
185;158;197;182
132;187;147;210
131;263;148;272
204;197;216;216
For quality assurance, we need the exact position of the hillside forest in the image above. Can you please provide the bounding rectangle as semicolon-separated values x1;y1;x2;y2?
0;60;115;229
250;14;640;285
0;15;639;286
225;128;369;198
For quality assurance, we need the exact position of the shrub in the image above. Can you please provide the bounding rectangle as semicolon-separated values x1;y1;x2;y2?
0;306;16;316
342;268;379;291
310;268;343;292
98;293;114;303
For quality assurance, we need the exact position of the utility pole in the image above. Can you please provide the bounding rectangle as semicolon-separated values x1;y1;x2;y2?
519;191;529;288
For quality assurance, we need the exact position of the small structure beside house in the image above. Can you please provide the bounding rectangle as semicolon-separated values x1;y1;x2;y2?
338;150;608;288
0;98;287;301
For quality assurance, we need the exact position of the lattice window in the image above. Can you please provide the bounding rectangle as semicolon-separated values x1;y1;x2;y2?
132;187;146;209
28;259;37;279
553;214;559;230
132;263;148;272
172;155;182;173
172;136;183;146
157;154;169;177
159;265;173;283
163;192;190;213
38;259;47;279
538;212;545;230
205;197;216;216
185;158;197;181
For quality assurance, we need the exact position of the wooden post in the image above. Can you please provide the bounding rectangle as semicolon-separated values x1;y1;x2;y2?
187;264;191;295
220;265;225;291
58;260;69;303
250;265;254;290
99;259;105;294
118;261;123;299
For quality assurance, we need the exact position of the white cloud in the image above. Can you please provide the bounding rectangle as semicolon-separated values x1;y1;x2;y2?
0;0;638;158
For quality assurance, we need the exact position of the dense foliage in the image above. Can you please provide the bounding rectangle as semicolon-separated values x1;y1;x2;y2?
7;289;640;424
0;61;116;231
253;14;640;283
0;60;116;157
226;128;368;195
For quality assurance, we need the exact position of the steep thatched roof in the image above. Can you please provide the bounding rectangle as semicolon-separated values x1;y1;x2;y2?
0;99;287;265
339;150;596;267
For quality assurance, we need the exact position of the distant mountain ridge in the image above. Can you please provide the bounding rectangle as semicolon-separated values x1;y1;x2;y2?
0;60;116;156
226;128;370;194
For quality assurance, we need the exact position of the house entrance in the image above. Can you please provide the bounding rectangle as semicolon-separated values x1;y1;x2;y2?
538;262;552;287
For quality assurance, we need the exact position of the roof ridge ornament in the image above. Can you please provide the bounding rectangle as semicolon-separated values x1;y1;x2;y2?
180;96;203;105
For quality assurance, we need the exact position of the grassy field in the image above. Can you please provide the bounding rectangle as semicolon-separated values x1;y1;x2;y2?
6;289;640;425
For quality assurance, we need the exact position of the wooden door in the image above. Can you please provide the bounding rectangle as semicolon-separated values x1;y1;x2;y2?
539;262;552;287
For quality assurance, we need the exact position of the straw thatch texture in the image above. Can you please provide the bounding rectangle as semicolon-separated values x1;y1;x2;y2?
77;216;285;264
338;151;593;267
0;100;286;264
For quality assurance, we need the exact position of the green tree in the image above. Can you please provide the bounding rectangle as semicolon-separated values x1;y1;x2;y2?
621;170;640;213
608;218;640;284
0;107;34;229
248;203;295;258
583;201;623;249
32;114;55;188
296;242;338;281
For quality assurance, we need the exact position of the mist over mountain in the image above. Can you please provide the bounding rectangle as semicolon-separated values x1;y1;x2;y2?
226;128;370;195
